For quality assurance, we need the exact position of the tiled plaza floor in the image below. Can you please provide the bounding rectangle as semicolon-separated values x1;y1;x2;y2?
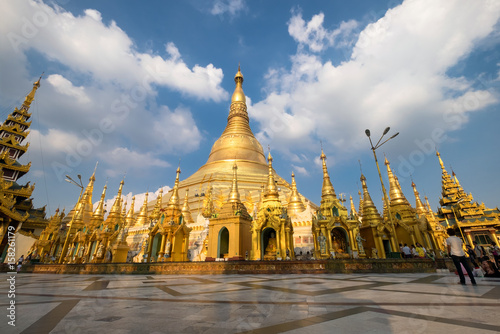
1;272;499;333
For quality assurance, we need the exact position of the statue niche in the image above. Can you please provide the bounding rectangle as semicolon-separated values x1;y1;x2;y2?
263;228;277;260
331;228;350;258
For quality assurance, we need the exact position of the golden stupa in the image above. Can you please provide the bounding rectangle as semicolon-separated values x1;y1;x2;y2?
172;66;313;218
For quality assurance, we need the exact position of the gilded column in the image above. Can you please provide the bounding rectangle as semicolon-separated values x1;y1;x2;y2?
276;225;283;259
464;232;473;248
389;235;397;255
489;230;499;247
146;234;154;262
410;233;417;248
375;232;386;258
159;233;167;259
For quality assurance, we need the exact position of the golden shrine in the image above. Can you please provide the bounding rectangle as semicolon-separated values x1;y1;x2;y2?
435;151;500;247
15;65;499;265
0;77;48;260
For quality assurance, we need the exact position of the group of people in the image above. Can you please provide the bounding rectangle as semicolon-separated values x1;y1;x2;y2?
466;240;500;278
400;242;431;259
446;228;500;285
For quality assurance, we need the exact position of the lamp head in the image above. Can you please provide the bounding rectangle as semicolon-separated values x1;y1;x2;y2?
390;132;399;139
365;129;371;137
383;127;390;135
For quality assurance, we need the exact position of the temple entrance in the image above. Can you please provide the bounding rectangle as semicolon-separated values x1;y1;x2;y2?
331;227;349;258
151;233;162;261
262;228;277;260
383;239;392;256
218;227;229;258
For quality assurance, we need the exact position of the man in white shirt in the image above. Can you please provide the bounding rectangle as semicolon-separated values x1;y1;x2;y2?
446;228;476;285
402;244;412;258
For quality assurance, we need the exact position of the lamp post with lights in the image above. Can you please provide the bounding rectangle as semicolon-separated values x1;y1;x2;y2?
365;127;400;255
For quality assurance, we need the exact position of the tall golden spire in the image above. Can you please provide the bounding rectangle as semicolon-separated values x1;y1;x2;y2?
150;188;164;221
360;174;383;225
384;157;406;205
436;150;464;206
167;167;181;209
204;65;266;165
231;64;245;104
424;196;432;213
288;172;305;215
412;181;427;217
228;162;241;203
92;184;107;221
349;195;357;218
22;74;43;110
76;171;96;226
107;180;124;222
125;196;136;227
320;149;336;199
70;203;84;230
264;152;280;202
436;150;446;171
182;189;194;224
122;201;128;219
135;192;149;226
358;190;364;217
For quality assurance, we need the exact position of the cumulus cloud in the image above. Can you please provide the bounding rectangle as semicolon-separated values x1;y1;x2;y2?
211;0;246;17
288;10;358;52
251;0;500;167
153;106;202;154
47;74;90;104
0;0;218;193
99;147;169;177
99;147;170;177
28;129;82;156
1;1;228;100
292;164;309;176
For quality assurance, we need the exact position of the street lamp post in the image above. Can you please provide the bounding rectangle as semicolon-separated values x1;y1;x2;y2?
365;127;400;255
58;174;84;264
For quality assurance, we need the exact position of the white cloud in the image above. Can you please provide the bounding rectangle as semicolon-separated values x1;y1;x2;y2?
252;0;500;162
152;106;202;154
0;0;221;191
139;54;227;101
288;10;358;52
1;1;228;101
99;147;170;177
27;129;82;156
211;0;246;17
47;74;90;104
84;9;102;22
292;164;309;176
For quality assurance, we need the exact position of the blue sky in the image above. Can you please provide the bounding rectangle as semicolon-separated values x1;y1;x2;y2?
1;0;499;216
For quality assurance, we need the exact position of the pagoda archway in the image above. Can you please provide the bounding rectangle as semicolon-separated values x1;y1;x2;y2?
218;227;229;258
331;227;349;257
151;233;162;261
262;227;277;260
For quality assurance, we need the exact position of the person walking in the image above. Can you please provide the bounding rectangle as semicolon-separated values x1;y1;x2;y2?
446;228;476;286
